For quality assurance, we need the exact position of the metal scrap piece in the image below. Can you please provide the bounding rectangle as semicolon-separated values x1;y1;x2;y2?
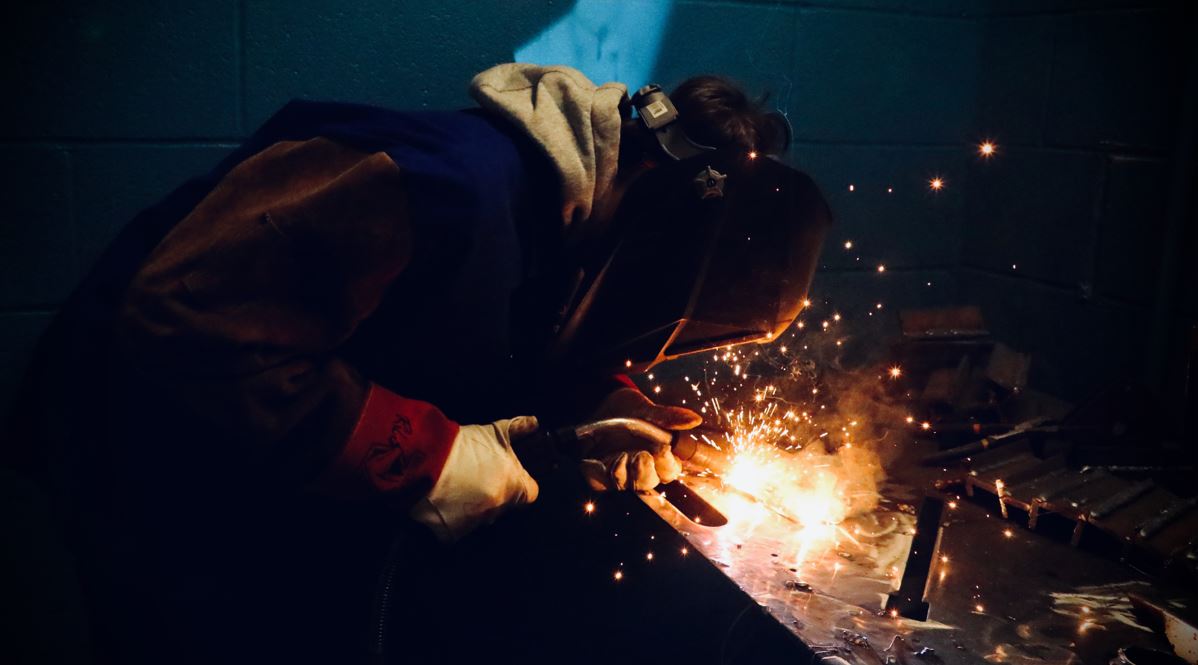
1089;481;1154;520
1137;496;1198;540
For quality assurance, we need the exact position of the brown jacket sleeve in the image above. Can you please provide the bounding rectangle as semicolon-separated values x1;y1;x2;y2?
120;137;457;496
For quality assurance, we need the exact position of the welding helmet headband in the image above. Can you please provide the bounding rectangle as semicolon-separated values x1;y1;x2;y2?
553;150;831;372
630;83;717;161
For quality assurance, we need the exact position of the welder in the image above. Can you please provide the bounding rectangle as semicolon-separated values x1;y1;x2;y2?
7;64;829;663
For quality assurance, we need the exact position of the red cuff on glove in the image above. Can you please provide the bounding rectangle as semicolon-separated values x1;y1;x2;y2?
612;373;637;390
316;384;460;500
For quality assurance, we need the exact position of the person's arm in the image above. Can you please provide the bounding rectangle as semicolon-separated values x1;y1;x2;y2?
119;137;455;502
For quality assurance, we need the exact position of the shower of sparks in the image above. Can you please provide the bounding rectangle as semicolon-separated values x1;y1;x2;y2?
665;329;904;569
611;291;937;596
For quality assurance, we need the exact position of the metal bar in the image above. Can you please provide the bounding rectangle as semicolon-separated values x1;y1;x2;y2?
1088;481;1155;520
885;496;945;621
1137;496;1198;540
1005;456;1066;486
1011;467;1071;498
920;418;1051;466
971;452;1033;476
1035;474;1097;505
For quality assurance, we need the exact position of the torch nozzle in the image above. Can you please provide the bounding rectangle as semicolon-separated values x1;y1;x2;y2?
670;429;734;475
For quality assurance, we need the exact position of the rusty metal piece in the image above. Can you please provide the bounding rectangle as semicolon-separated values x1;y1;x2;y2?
921;417;1050;466
985;342;1031;392
1088;481;1155;520
1057;473;1130;511
900;306;987;339
784;580;813;592
1038;470;1108;502
970;455;1023;477
1137;496;1198;540
885;496;945;621
1129;594;1198;664
920;362;971;407
1010;465;1071;496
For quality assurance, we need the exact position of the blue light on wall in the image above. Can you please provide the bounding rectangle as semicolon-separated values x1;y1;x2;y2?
514;0;674;88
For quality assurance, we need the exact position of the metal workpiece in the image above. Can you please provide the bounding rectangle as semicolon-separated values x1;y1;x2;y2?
636;465;1184;665
518;418;1193;662
1089;481;1156;520
921;417;1054;466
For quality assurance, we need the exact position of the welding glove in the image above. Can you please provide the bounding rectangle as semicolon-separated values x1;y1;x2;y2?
580;388;701;492
410;416;540;543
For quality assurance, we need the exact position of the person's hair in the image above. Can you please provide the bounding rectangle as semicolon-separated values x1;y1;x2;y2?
670;76;789;156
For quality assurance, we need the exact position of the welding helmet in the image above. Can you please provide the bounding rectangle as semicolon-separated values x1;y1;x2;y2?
552;148;832;372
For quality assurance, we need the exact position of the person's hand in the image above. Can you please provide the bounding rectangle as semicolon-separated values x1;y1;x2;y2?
410;416;539;542
579;388;702;492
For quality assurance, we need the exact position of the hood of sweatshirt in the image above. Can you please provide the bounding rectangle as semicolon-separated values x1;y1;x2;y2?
470;64;627;227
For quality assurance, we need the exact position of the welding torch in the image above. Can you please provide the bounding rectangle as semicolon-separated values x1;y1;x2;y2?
515;418;734;475
519;418;818;528
517;419;821;528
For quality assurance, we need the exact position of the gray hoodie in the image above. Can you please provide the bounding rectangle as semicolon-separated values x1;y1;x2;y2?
470;63;627;227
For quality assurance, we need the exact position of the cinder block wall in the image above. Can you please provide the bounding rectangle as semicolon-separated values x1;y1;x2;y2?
2;1;1184;415
963;1;1189;400
0;1;988;416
